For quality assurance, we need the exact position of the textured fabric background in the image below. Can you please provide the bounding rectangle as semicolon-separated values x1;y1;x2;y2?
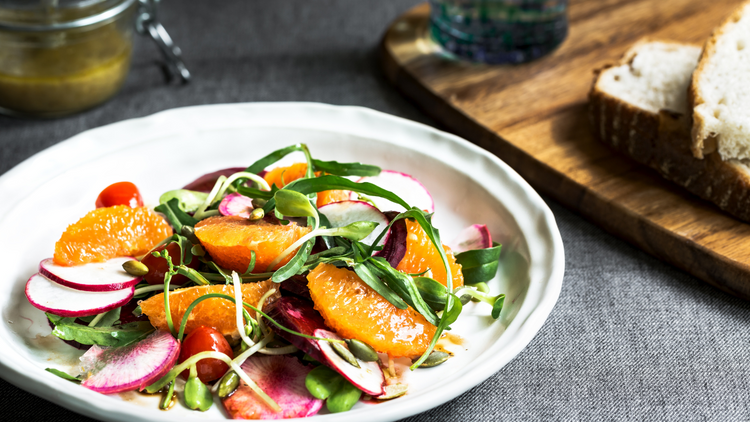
1;1;749;421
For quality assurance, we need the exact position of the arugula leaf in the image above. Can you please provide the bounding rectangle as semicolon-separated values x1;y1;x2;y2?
414;277;448;311
96;307;121;328
155;198;199;231
352;263;407;310
236;185;275;200
263;176;410;214
455;242;502;285
311;159;380;177
45;368;81;383
48;314;154;348
367;257;439;326
492;294;505;319
271;238;315;283
244;144;305;175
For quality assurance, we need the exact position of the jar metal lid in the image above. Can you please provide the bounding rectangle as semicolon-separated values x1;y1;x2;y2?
0;0;136;32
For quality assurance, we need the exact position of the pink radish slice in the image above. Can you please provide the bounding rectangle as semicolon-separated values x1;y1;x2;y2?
373;215;407;268
80;330;180;394
353;170;434;213
449;224;493;253
318;201;389;246
219;192;254;218
265;297;330;364
25;273;133;318
221;355;322;419
182;167;246;192
313;329;385;396
39;257;141;292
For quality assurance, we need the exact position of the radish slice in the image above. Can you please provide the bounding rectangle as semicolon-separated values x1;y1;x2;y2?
80;330;179;394
318;201;389;246
25;273;133;317
221;355;322;419
314;329;385;396
449;224;493;253
39;257;141;292
353;170;434;213
219;193;255;218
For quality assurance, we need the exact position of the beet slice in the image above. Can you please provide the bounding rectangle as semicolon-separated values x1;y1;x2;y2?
265;297;330;363
279;276;312;301
182;167;246;192
221;355;322;419
373;215;407;268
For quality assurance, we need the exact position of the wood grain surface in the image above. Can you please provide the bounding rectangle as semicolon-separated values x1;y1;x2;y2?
380;0;750;299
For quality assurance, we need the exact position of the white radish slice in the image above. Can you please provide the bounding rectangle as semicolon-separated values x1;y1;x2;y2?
314;329;385;396
219;192;255;218
353;170;434;213
80;330;180;394
25;273;133;317
318;200;389;246
39;257;141;292
449;224;493;253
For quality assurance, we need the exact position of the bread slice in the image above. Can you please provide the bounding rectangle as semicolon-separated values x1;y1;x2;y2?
690;0;750;160
590;39;750;222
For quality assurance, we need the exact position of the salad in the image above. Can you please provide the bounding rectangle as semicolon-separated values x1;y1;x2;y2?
26;143;504;418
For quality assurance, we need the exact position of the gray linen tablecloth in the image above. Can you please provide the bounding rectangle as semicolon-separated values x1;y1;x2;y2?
1;1;749;420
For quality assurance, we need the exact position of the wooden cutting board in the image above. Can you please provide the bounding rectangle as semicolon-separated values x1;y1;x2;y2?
380;0;750;299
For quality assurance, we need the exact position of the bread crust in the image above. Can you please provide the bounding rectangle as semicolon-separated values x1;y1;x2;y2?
689;0;750;159
591;40;750;222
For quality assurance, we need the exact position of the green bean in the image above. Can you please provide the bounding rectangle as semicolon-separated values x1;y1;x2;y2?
304;365;343;400
326;380;362;413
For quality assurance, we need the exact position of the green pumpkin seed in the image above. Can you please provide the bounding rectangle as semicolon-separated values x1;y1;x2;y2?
326;380;362;413
375;383;408;400
251;198;268;208
180;225;200;244
217;371;240;398
345;339;379;362
419;351;451;368
332;342;360;368
122;260;148;277
249;208;265;220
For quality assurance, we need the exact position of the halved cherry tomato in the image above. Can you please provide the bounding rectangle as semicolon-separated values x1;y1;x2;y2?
179;326;233;383
142;242;199;286
95;181;144;208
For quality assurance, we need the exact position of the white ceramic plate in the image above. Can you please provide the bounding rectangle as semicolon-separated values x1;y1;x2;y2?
0;103;564;421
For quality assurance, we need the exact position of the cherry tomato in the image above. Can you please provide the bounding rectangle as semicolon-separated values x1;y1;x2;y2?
142;242;199;285
95;181;144;208
179;326;234;383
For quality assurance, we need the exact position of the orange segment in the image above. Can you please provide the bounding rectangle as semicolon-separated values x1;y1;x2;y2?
264;163;351;207
139;281;279;337
53;206;171;266
263;162;308;188
396;219;463;288
307;263;435;358
195;216;311;273
316;189;350;207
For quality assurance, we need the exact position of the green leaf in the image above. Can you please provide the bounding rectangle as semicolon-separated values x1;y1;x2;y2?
48;314;154;348
455;242;502;285
443;293;463;325
353;263;407;310
96;307;121;328
274;190;317;219
311;159;380;177
244;144;305;175
492;294;505;319
414;277;448;311
154;198;199;232
45;368;81;383
159;189;208;213
236;185;275;200
330;221;378;242
170;234;194;266
367;257;439;326
271;238;315;282
263;175;411;214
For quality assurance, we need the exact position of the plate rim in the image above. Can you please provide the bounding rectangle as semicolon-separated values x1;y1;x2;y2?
0;102;564;422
